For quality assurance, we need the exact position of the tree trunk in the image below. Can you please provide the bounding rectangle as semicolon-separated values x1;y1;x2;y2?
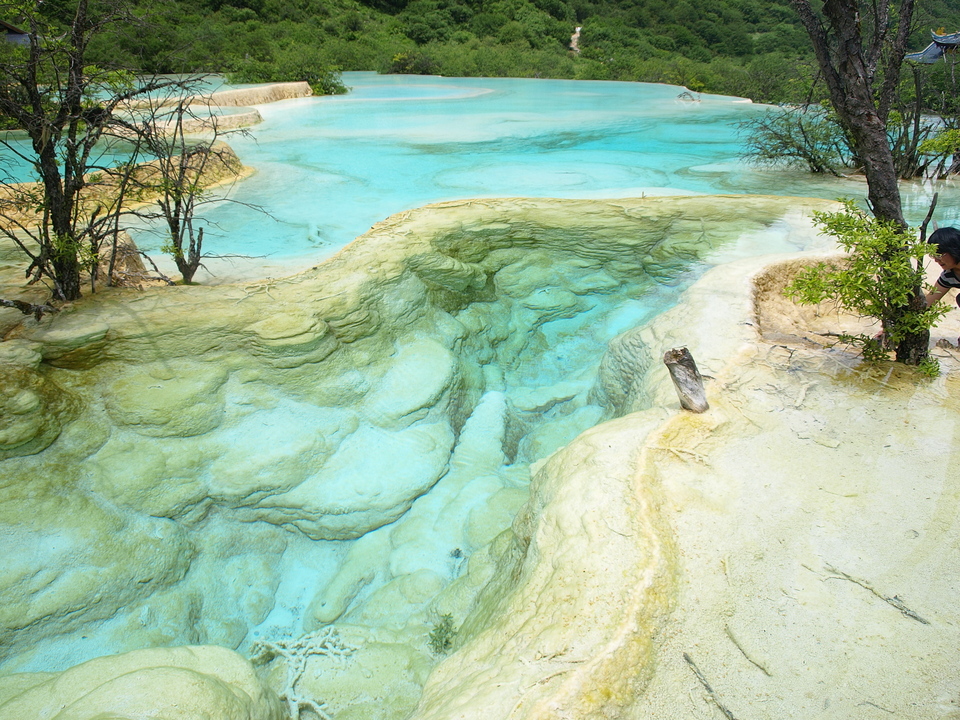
793;0;909;224
850;119;904;224
894;292;931;363
51;254;82;301
46;193;84;301
663;347;709;413
790;0;930;363
180;224;203;284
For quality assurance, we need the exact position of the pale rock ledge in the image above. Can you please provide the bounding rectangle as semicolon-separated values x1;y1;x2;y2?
3;196;957;719
411;250;960;720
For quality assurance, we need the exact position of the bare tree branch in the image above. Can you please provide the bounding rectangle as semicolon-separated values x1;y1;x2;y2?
0;297;59;320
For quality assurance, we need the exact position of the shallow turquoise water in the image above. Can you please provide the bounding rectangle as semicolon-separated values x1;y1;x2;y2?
4;73;960;696
164;73;766;260
129;72;955;266
3;72;952;260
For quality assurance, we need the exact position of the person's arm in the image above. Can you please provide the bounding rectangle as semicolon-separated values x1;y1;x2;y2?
926;281;950;307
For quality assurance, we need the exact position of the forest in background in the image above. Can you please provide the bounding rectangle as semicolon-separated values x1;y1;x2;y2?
72;0;960;103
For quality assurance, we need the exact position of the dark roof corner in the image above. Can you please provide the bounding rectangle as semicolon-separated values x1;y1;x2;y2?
0;19;29;46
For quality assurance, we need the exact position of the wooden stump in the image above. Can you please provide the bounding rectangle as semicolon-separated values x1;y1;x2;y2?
663;347;709;413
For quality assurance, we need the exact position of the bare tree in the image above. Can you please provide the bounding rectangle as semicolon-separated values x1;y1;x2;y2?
0;0;197;301
116;92;250;284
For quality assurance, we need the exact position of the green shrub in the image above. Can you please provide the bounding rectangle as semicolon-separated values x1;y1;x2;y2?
784;201;948;363
918;128;960;177
227;45;348;95
428;613;456;655
387;51;440;74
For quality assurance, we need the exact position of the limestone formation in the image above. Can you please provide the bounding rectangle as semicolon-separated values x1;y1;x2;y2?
130;81;313;112
0;646;284;720
410;409;678;720
5;195;955;720
0;197;819;660
189;82;313;107
5;194;785;668
0;340;77;459
103;361;229;437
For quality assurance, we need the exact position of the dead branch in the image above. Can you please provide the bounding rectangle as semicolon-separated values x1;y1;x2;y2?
919;192;938;242
811;564;930;625
0;297;58;319
725;625;772;677
683;652;739;720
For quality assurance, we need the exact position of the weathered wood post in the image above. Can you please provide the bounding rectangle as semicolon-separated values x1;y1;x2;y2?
663;347;709;413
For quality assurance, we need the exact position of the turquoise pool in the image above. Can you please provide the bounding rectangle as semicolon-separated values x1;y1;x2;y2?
131;72;949;268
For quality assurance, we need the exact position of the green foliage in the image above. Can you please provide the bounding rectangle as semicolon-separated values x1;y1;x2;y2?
388;51;440;75
389;37;578;77
784;201;948;362
428;613;456;655
918;127;960;156
918;355;941;377
228;46;348;95
918;128;960;177
52;232;96;270
51;0;960;109
73;0;832;103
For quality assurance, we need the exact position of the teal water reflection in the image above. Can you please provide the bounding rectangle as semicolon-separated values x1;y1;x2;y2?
129;72;933;265
131;72;953;267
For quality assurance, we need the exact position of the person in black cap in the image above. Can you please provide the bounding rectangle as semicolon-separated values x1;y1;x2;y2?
926;226;960;347
926;226;960;308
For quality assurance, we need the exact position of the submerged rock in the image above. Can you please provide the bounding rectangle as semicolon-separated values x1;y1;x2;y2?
0;341;78;460
4;195;875;719
246;312;338;368
0;646;283;720
103;361;228;437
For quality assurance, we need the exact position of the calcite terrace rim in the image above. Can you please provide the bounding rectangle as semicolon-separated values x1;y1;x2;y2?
1;195;844;720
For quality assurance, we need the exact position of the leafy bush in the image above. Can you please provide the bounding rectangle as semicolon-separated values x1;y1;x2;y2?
388;51;441;74
918;128;960;178
228;46;348;94
785;201;947;364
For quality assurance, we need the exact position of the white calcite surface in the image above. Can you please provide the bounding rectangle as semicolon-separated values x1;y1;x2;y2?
3;195;957;719
402;254;960;720
616;256;960;719
192;82;312;107
0;646;283;720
